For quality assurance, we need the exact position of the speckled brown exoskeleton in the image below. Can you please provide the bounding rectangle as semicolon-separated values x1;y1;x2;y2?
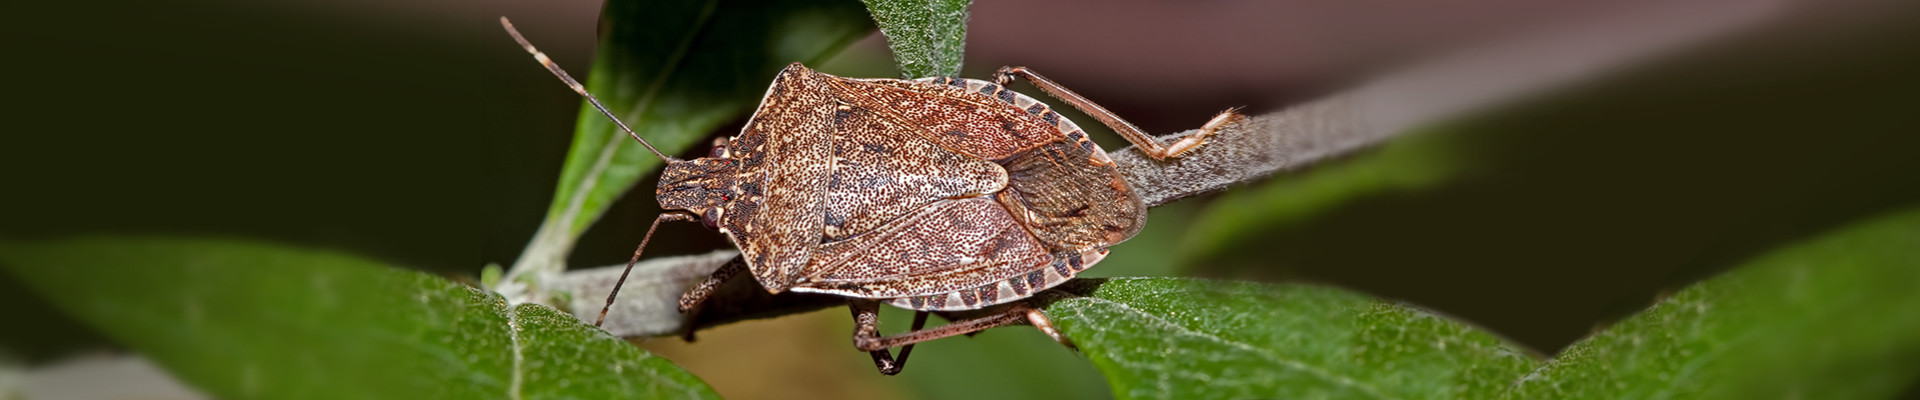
504;18;1243;375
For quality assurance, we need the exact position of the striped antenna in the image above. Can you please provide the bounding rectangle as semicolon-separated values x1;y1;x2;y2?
500;17;676;161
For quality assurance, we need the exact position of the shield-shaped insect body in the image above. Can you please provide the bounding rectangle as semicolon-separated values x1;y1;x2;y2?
504;17;1242;375
667;64;1146;310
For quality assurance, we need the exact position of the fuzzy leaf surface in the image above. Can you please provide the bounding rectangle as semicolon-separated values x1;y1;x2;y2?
859;0;970;78
1044;278;1537;399
0;237;718;399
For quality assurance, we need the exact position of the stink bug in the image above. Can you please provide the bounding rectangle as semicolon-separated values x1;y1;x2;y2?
503;18;1243;375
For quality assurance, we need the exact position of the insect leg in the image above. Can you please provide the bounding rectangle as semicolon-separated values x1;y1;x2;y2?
673;255;745;342
856;303;1041;352
850;300;906;375
993;66;1245;160
1023;306;1076;349
886;311;931;372
596;212;698;327
1180;108;1248;156
676;256;745;313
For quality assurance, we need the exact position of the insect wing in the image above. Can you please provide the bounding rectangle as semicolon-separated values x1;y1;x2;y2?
792;196;1051;306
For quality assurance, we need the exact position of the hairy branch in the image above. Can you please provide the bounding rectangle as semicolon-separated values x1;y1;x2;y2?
548;0;1787;338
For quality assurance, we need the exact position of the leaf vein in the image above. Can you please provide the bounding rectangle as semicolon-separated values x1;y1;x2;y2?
506;306;526;400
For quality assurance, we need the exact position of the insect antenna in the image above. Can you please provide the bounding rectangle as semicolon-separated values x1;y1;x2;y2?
500;17;677;162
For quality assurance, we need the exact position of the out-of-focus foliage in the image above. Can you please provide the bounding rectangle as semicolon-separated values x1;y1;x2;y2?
0;237;718;399
1043;206;1920;399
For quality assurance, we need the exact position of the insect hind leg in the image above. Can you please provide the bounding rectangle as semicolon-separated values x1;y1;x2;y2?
993;66;1245;160
854;302;1067;355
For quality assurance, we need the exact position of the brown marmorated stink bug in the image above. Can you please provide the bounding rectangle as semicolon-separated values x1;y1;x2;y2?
503;18;1242;375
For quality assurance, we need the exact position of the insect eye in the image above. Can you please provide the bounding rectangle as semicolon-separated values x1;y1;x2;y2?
701;209;722;229
709;145;728;158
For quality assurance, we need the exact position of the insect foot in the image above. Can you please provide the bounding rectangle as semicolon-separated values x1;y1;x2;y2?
1024;306;1076;350
1162;108;1250;159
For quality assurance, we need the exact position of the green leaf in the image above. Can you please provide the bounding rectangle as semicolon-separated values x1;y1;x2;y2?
0;237;718;399
859;0;970;78
1043;278;1537;399
1045;206;1920;399
516;0;873;274
1501;207;1920;399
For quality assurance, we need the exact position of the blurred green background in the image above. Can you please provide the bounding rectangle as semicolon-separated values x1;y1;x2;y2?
5;0;1919;399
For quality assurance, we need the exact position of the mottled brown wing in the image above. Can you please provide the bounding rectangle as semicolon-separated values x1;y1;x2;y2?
789;196;1052;303
995;139;1145;250
818;95;1008;242
719;64;837;290
831;75;1147;252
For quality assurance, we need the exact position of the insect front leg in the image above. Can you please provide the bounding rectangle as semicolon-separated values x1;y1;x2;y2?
673;255;745;341
994;66;1246;160
849;300;930;375
677;256;745;313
